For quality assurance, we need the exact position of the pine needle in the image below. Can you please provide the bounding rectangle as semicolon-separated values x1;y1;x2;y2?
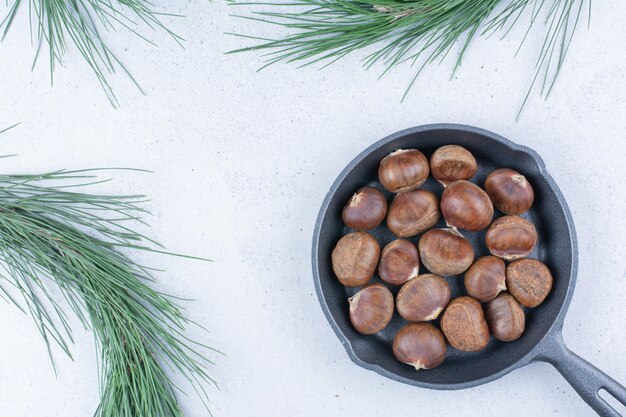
0;0;182;106
0;168;217;417
229;0;590;117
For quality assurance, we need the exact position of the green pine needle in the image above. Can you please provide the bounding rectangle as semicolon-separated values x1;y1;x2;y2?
0;167;217;417
229;0;590;117
1;0;182;106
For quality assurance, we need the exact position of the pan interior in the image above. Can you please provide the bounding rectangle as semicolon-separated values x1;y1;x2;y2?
314;127;576;387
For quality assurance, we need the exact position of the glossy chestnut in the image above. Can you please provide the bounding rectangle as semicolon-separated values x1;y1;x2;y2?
485;168;534;215
393;323;447;371
430;145;477;186
440;180;493;231
378;149;429;193
486;215;538;260
349;283;395;335
486;292;526;341
378;239;420;286
396;274;450;322
386;189;440;238
464;256;507;302
418;228;474;276
342;186;387;230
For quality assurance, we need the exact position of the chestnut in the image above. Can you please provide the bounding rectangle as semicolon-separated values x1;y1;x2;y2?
386;189;440;238
441;296;490;352
486;292;525;341
440;180;493;231
331;232;380;287
396;274;450;322
430;145;477;186
393;323;447;371
506;258;553;307
378;149;429;193
342;186;387;230
348;283;394;335
464;256;506;302
485;215;538;260
418;228;474;276
378;239;420;286
485;168;534;215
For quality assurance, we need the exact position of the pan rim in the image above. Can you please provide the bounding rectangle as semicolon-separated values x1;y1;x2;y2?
311;123;579;390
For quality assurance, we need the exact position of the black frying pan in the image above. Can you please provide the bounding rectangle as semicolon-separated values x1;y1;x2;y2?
312;124;626;416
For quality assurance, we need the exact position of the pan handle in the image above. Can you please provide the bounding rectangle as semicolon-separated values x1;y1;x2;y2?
535;330;626;417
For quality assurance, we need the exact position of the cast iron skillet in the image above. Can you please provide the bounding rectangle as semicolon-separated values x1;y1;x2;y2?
312;124;626;416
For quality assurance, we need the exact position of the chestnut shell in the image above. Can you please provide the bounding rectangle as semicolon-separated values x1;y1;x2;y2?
430;145;477;186
342;186;388;230
331;232;380;287
396;274;451;322
441;180;494;231
393;323;447;371
386;189;440;238
486;215;538;260
506;258;553;307
378;239;420;286
485;168;534;215
464;256;507;302
486;292;526;342
349;283;394;335
441;296;490;352
418;228;474;276
378;149;430;193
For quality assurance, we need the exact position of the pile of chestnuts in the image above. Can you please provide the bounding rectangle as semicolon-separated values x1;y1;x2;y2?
332;145;553;371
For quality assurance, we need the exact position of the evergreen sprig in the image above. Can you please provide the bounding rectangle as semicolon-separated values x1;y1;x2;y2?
1;0;181;106
0;167;217;417
230;0;590;116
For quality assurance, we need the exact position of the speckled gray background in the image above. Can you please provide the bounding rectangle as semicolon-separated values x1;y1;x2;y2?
0;1;624;416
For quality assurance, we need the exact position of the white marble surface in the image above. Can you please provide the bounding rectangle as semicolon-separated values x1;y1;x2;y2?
0;1;625;416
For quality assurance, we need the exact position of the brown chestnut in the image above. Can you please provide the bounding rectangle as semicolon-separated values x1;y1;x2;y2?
393;323;447;371
441;296;490;352
506;258;553;307
430;145;477;186
485;215;538;260
418;228;474;276
441;180;493;231
378;149;429;193
464;256;506;302
396;274;450;321
485;168;534;215
378;239;420;285
486;292;525;341
331;232;380;287
342;186;387;230
386;189;440;238
348;283;394;334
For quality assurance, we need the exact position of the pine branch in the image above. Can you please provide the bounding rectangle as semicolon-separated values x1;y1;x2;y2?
0;168;217;417
0;0;183;106
229;0;590;117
